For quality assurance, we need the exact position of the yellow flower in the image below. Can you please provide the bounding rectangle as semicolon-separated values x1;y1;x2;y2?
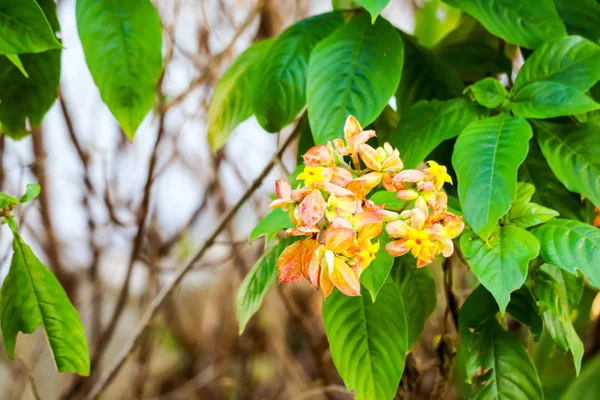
357;240;380;269
297;166;325;186
426;160;452;190
403;228;433;258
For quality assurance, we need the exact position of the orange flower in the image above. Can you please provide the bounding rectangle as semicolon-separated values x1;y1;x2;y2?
344;115;376;169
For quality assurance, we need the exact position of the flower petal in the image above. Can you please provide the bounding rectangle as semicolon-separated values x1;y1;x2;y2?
394;169;425;183
329;257;361;296
344;115;362;144
324;227;356;253
386;220;410;238
298;190;326;227
385;239;411;256
276;241;306;283
358;144;382;171
322;182;355;197
303;145;329;166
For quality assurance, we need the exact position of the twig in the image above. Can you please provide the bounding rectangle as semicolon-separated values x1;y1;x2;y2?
16;358;42;400
86;118;301;400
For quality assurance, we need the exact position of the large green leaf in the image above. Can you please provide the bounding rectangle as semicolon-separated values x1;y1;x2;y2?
76;0;162;139
534;121;600;208
533;219;600;288
0;0;60;139
0;0;61;55
414;0;461;48
360;230;394;302
322;281;408;400
396;32;462;116
307;13;403;144
541;263;584;311
465;77;509;109
513;36;600;93
519;140;584;221
207;39;273;151
453;114;532;240
236;239;293;334
510;81;600;118
460;225;540;313
0;231;89;375
390;98;479;169
553;0;600;43
561;353;600;399
248;208;293;246
356;0;391;22
253;12;343;133
443;0;566;49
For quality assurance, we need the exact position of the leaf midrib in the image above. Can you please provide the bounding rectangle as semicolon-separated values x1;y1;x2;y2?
483;115;506;234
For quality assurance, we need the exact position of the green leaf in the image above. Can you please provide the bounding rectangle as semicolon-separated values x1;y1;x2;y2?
507;286;543;341
465;77;508;109
368;190;405;211
307;13;403;144
390;98;479;169
460;225;540;313
76;0;162;139
553;0;600;42
462;318;544;399
6;54;28;78
248;208;293;246
453;114;532;240
519;140;585;221
541;263;584;310
510;81;600;118
0;0;61;55
0;0;60;139
513;182;536;205
0;232;90;375
436;42;512;78
356;0;391;22
19;184;40;204
322;281;408;400
443;0;566;49
253;12;343;132
360;230;394;301
534;121;600;208
0;192;18;209
236;239;293;334
508;185;559;229
513;36;600;93
414;0;461;48
396;32;463;116
208;39;273;151
561;353;600;399
533;219;600;288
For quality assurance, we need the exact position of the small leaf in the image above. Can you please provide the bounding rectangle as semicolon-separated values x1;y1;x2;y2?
508;186;559;229
0;233;90;375
6;54;28;78
506;286;543;341
0;192;19;209
390;98;479;169
453;114;532;240
322;281;408;400
541;263;584;310
0;0;61;54
414;0;461;48
307;13;403;144
253;12;344;132
248;208;293;246
360;230;394;301
208;39;273;151
534;121;600;208
465;77;508;109
76;0;163;139
533;219;600;288
510;81;600;118
513;182;536;205
443;0;566;49
368;190;405;211
460;225;540;313
19;184;40;204
236;239;294;334
356;0;391;22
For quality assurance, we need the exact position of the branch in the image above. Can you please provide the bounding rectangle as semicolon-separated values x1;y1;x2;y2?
86;121;300;399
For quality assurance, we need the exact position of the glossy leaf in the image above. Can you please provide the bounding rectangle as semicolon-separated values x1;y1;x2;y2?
322;281;408;400
453;115;532;240
360;230;394;301
237;239;293;334
76;0;163;139
253;12;343;132
541;263;584;310
510;81;600;118
414;0;461;48
460;225;540;313
0;0;61;55
19;184;40;204
6;54;28;78
208;39;273;151
553;0;600;42
443;0;566;49
390;99;479;169
248;208;293;246
533;219;600;288
356;0;391;22
513;36;600;93
0;231;90;375
466;77;508;109
534;121;600;208
0;0;60;139
508;192;559;229
368;190;405;211
307;13;403;144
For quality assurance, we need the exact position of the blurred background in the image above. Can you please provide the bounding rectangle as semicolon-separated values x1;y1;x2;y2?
0;0;597;399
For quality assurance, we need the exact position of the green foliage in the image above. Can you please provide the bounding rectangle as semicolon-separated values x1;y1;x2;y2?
553;0;600;42
76;0;163;139
453;114;532;240
355;0;391;22
253;12;343;132
465;77;509;109
208;39;273;151
307;13;403;144
359;230;394;301
507;183;559;228
248;208;293;246
561;353;600;399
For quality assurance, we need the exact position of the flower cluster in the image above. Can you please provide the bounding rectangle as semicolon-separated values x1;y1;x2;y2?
270;116;463;297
